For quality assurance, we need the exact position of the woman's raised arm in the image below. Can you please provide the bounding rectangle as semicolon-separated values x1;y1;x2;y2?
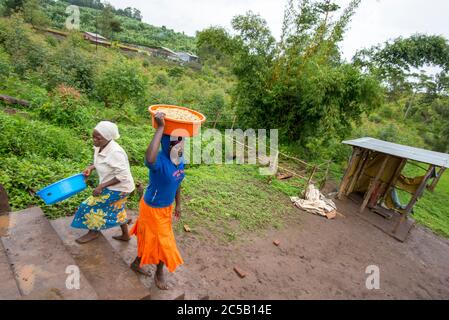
146;112;165;164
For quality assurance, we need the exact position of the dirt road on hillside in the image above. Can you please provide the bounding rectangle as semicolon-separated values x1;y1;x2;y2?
137;194;449;300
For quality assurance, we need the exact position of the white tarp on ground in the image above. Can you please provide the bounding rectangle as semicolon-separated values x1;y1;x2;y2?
291;184;337;219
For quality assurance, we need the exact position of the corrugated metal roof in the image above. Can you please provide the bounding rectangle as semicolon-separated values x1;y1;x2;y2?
342;137;449;168
160;47;177;55
84;32;107;40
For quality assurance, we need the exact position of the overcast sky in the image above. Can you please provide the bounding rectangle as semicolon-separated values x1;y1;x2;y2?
107;0;449;61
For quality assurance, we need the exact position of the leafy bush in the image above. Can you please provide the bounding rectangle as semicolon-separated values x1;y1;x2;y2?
379;123;399;142
168;66;184;78
23;0;50;27
0;112;90;161
37;84;94;131
118;124;154;165
46;33;96;92
154;70;169;86
379;105;394;119
0;14;49;76
203;89;226;119
0;155;90;218
0;47;11;79
0;74;48;107
95;57;149;107
368;113;382;123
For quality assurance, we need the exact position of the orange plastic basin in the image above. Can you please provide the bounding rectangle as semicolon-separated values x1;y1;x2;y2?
148;104;206;137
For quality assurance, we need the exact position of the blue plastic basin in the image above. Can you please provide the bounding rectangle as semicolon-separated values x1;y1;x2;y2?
36;173;87;205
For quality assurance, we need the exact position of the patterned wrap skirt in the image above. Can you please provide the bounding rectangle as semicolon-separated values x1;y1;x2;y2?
129;197;183;273
71;188;129;230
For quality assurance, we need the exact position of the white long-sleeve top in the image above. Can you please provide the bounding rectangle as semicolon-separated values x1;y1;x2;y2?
93;140;135;193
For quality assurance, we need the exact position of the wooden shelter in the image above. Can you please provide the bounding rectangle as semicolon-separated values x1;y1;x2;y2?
338;137;449;241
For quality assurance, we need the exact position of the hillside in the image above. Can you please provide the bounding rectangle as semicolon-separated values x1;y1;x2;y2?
32;0;196;52
0;14;293;240
0;0;448;241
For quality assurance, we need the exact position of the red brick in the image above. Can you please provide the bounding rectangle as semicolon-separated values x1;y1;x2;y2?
233;266;247;278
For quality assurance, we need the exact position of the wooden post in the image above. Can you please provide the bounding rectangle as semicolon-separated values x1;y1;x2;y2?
213;112;221;129
0;184;10;215
307;166;318;185
303;166;318;198
346;149;370;197
360;155;390;213
338;148;359;199
381;158;407;203
320;160;331;191
393;164;435;234
368;181;387;209
231;115;237;130
427;167;446;192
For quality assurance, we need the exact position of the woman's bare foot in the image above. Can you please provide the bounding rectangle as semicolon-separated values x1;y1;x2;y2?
112;219;132;241
130;257;151;277
112;234;130;241
155;263;168;290
75;230;100;244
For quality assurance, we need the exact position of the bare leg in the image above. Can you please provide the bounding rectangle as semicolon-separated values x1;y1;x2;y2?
113;218;132;241
130;256;151;277
75;230;100;244
154;261;168;290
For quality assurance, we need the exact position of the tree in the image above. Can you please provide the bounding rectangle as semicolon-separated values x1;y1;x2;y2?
209;0;382;157
97;3;121;39
353;34;449;98
430;97;449;152
0;2;5;16
132;8;142;21
231;11;275;56
110;18;122;35
123;7;132;18
196;26;239;64
23;0;49;27
3;0;24;14
354;34;449;152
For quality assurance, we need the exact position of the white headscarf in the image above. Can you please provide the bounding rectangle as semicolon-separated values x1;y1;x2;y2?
95;121;120;141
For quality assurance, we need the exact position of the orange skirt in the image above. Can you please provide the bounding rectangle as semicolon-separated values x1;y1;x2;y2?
129;197;183;272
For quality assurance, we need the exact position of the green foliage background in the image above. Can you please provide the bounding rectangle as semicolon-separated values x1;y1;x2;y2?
0;0;448;239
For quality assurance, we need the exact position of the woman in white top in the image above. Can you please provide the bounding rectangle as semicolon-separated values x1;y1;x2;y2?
71;121;135;244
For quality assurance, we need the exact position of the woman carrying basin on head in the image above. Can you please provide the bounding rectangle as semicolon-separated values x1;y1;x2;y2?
129;112;185;290
71;121;135;244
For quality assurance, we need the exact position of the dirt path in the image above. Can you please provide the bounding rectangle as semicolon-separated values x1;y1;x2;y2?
161;196;449;299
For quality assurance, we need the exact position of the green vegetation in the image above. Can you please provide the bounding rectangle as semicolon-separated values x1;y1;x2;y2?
45;0;196;52
178;164;298;240
0;0;448;240
390;163;449;239
413;171;449;238
197;1;383;161
0;10;290;238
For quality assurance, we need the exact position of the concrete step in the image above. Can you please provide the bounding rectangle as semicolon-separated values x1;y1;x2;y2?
50;216;151;300
0;238;21;300
102;210;191;300
0;208;98;300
